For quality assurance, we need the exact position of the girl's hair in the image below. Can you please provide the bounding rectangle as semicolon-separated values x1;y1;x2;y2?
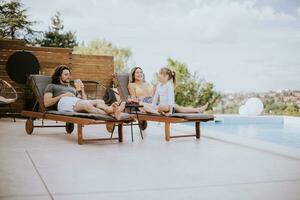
130;66;145;83
160;67;176;85
51;65;71;84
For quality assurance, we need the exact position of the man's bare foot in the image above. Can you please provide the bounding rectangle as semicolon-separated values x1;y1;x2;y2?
104;107;113;115
114;102;126;120
104;102;119;115
112;102;119;107
198;102;209;113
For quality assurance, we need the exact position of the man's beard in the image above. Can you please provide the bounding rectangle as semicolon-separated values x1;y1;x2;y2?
62;79;70;84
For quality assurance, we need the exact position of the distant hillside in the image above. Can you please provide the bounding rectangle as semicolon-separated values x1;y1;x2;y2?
213;90;300;116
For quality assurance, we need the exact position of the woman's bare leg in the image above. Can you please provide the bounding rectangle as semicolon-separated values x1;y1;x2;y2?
157;105;172;116
175;102;208;113
175;105;197;113
141;103;160;115
141;104;171;115
158;105;170;114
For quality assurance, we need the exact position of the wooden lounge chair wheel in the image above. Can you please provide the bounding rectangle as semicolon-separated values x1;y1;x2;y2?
65;122;74;134
25;118;34;135
140;120;147;130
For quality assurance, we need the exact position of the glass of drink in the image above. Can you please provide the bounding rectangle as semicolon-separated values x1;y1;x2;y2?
133;96;139;104
127;95;133;103
74;79;82;91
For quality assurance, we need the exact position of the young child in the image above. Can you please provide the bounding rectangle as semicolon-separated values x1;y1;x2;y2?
142;67;208;115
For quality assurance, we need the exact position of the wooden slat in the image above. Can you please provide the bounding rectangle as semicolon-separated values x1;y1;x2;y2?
0;39;25;47
137;115;187;123
0;39;115;115
0;45;72;53
71;53;112;59
21;111;99;125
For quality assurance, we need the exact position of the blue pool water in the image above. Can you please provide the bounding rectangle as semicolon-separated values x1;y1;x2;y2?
193;116;300;149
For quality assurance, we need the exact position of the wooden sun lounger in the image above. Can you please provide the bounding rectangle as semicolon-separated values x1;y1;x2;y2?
113;73;215;141
21;75;134;145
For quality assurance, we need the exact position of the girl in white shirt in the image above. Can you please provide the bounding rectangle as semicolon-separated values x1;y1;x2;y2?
143;67;208;115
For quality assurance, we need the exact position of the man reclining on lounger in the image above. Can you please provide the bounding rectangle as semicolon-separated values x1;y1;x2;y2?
44;65;125;120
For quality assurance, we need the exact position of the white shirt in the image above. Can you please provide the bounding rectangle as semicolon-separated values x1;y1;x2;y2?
152;81;175;107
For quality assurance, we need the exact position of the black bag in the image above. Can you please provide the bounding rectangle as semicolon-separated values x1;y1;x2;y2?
103;88;118;106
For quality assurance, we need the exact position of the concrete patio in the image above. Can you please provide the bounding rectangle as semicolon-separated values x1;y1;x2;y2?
0;118;300;200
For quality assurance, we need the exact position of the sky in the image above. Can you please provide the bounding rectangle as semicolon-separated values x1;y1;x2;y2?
23;0;300;92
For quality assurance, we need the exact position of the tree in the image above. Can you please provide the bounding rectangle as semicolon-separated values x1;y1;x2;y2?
38;12;77;48
284;104;299;116
0;0;37;41
166;58;220;110
74;39;132;72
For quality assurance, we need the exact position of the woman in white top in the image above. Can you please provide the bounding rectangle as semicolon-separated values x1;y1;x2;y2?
142;67;208;115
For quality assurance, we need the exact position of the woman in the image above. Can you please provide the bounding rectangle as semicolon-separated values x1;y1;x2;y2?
128;67;155;103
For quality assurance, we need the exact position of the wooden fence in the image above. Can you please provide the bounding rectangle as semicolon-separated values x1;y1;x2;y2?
0;39;114;115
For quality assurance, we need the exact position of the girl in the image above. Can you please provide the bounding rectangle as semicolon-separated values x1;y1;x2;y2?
142;67;208;115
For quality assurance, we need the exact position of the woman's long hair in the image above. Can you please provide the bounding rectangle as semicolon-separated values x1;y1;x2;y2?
130;66;145;83
51;65;71;84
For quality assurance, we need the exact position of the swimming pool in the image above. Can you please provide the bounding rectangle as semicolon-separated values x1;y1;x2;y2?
187;115;300;149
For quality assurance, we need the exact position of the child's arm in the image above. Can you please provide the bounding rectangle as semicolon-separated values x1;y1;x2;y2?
151;83;157;96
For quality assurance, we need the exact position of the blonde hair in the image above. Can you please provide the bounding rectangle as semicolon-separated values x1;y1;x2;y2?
160;67;176;85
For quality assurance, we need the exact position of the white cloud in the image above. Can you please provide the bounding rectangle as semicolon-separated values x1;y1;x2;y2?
297;6;300;15
23;0;300;92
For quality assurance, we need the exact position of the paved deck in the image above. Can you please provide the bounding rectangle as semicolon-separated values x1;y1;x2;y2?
0;118;300;200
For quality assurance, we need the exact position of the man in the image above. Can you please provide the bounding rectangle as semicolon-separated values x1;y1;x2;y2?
44;65;125;120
